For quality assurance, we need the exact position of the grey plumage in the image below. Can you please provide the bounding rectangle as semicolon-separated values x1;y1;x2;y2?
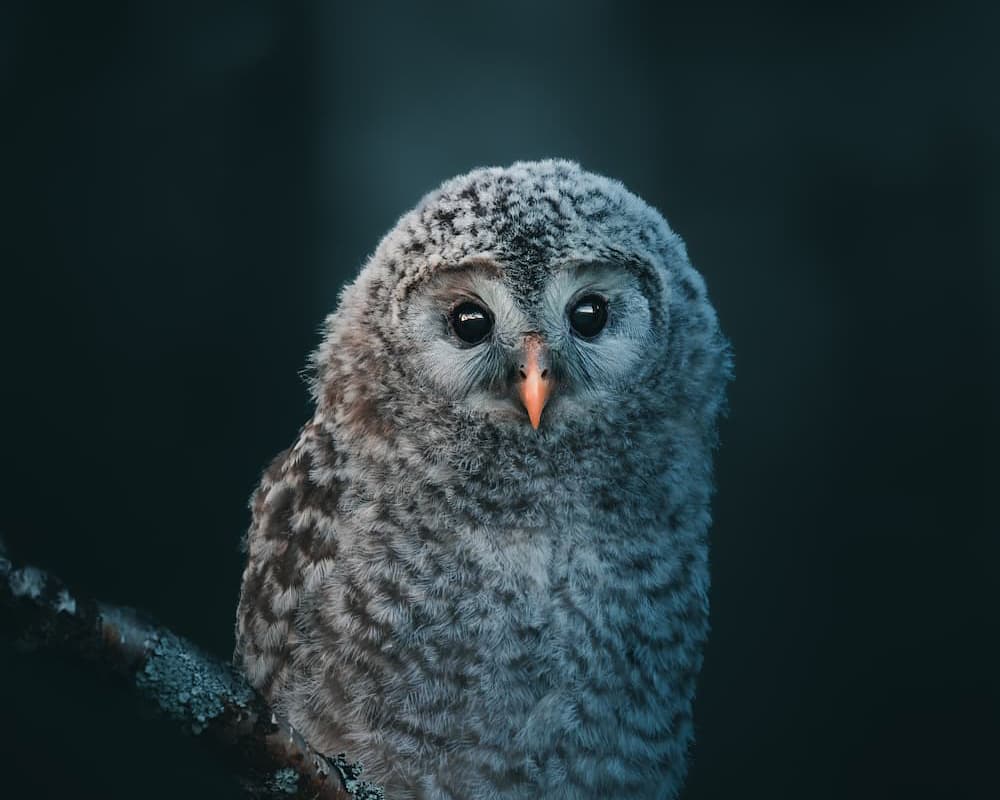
236;160;732;799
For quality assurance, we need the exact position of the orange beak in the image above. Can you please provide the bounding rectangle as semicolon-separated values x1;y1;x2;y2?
517;337;553;430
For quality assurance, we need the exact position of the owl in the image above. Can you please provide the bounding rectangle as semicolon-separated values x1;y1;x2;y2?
236;160;732;799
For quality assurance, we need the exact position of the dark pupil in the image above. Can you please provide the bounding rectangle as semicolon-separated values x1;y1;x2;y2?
450;302;492;344
569;295;608;338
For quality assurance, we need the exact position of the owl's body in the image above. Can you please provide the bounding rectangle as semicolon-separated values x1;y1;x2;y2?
237;161;731;799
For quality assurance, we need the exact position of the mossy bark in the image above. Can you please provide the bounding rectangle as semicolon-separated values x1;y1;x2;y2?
0;539;382;800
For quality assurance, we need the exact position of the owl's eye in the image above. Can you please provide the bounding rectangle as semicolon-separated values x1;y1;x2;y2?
449;301;493;345
568;294;608;338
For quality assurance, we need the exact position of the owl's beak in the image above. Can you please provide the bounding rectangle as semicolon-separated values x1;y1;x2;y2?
517;336;553;430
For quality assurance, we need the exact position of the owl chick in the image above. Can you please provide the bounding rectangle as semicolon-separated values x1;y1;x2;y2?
236;160;732;799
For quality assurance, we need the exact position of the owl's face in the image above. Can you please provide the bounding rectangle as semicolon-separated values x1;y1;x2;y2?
316;160;728;452
400;257;654;431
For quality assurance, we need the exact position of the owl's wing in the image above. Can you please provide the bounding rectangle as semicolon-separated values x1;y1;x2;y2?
235;420;341;700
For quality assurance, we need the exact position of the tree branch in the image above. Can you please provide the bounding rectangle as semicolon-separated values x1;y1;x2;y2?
0;537;383;800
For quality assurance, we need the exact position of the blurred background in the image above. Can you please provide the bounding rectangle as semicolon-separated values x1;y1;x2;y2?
1;1;994;798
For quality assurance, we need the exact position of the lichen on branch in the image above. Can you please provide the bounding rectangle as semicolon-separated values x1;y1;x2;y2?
0;537;383;800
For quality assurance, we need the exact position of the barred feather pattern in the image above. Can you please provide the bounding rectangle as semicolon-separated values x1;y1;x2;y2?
236;160;732;799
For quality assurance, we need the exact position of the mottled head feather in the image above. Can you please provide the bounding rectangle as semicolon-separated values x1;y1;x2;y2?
312;159;731;450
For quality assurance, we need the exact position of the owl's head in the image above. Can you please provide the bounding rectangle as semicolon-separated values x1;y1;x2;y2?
314;160;730;450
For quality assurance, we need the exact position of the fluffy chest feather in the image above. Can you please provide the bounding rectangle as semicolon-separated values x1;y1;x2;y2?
297;489;704;788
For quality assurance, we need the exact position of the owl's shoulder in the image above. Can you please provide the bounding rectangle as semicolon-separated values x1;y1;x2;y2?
235;420;342;696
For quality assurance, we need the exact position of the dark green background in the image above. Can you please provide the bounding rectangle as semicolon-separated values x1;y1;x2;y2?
1;2;994;798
